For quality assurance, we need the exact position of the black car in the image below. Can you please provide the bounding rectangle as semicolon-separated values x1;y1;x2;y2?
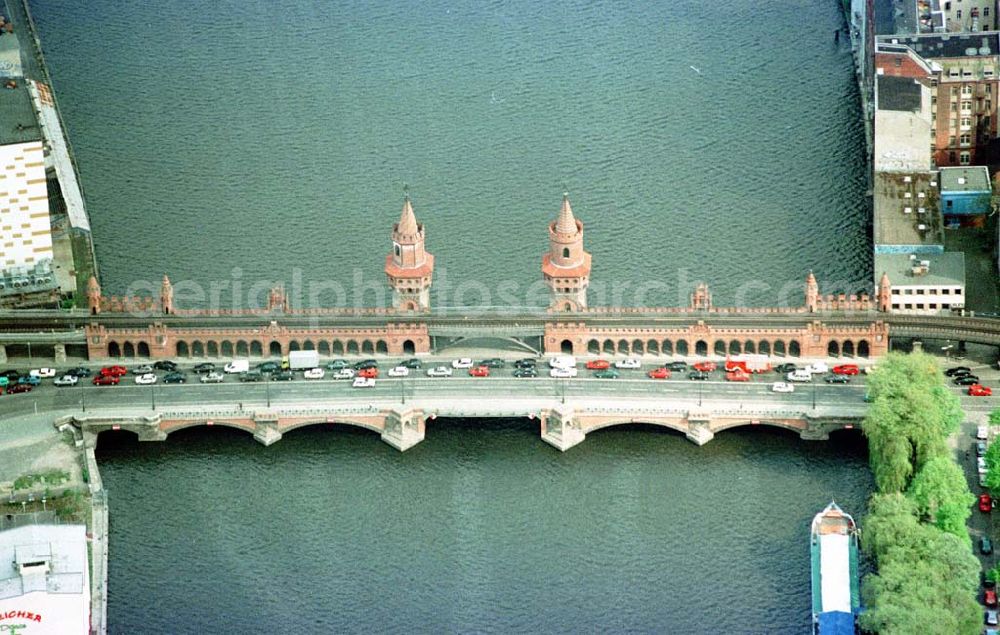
153;360;178;371
353;359;378;370
272;370;294;381
239;370;264;382
325;359;349;370
954;375;981;386
665;361;688;372
513;367;537;378
65;367;92;377
257;361;280;374
478;358;505;368
945;366;972;377
951;369;974;378
400;358;423;369
193;362;216;374
982;536;994;555
0;369;22;380
163;372;186;384
825;374;850;384
774;363;797;374
514;358;537;368
688;371;709;381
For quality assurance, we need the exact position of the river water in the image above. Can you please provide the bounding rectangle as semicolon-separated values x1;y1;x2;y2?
30;0;875;632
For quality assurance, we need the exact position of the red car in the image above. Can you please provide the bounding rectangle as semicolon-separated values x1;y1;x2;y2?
647;367;670;380
469;366;490;377
726;370;750;382
986;588;998;607
586;360;611;370
692;361;717;372
980;494;993;513
93;375;120;386
970;384;993;397
100;365;128;377
6;383;32;394
357;367;379;379
832;364;859;376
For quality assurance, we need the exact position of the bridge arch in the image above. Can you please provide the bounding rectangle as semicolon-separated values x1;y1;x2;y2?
842;340;855;357
632;339;644;355
281;419;385;436
332;340;345;355
269;341;282;356
744;340;755;354
758;340;770;356
176;341;189;357
789;340;801;357
402;339;415;355
250;341;263;357
695;340;708;356
728;340;741;355
711;419;807;435
289;340;301;352
137;341;150;357
347;340;359;355
192;341;205;357
362;340;375;355
108;341;121;357
221;341;234;357
303;340;315;351
774;340;786;356
827;341;840;357
713;340;725;356
583;419;689;436
318;341;330;355
588;339;600;354
857;340;870;358
207;341;219;357
376;340;389;355
123;341;135;358
561;339;573;354
661;339;673;355
603;340;614;355
162;420;257;437
676;340;689;356
617;339;629;354
646;339;659;355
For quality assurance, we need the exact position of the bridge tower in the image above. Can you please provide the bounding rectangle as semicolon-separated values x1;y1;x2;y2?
805;271;819;312
877;272;891;312
86;275;101;315
385;192;434;311
160;275;173;314
541;193;591;311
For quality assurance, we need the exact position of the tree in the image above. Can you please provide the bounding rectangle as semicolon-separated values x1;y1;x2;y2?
985;438;1000;492
907;456;974;539
989;408;1000;426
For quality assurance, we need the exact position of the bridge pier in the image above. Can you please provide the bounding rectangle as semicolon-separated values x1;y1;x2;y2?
541;405;585;451
381;408;425;451
685;409;715;446
54;343;66;364
253;414;283;446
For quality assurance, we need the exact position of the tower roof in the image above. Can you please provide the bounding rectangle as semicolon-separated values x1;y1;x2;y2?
555;193;578;234
397;195;419;236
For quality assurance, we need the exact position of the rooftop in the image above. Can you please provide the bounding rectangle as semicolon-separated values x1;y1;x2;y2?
938;166;991;193
873;171;943;248
0;80;39;145
876;75;922;112
877;32;1000;59
0;524;87;601
875;251;966;287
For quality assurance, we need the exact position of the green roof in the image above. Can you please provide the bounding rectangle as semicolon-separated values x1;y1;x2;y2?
0;81;39;145
939;166;991;193
875;252;965;287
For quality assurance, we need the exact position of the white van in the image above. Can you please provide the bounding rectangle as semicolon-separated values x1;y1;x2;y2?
548;355;577;369
786;369;813;383
224;359;250;374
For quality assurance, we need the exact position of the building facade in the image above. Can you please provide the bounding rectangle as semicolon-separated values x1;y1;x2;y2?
874;252;966;313
938;165;992;214
541;194;591;311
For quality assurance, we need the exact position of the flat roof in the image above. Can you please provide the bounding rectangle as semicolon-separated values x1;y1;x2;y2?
0;81;39;145
0;524;87;601
938;166;991;193
819;533;852;614
873;171;943;248
877;32;1000;58
875;251;966;287
877;75;922;112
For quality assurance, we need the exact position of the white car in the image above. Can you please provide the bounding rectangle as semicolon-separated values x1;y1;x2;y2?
786;370;813;383
548;355;577;369
200;371;225;384
978;425;990;440
352;377;375;388
388;366;409;377
806;361;829;374
771;382;794;393
29;368;56;378
332;368;355;380
53;375;78;387
135;373;158;385
615;358;641;369
549;367;578;378
427;366;453;377
303;368;325;380
451;358;473;369
978;457;988;473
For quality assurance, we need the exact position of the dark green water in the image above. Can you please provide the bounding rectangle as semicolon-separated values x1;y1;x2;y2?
30;0;876;631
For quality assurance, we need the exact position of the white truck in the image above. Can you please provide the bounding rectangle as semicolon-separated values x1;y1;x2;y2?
284;350;320;371
224;359;250;374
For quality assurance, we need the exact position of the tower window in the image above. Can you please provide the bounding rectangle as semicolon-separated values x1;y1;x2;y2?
562;247;570;258
394;244;401;257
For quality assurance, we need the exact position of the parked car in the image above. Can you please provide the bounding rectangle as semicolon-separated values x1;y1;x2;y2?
239;370;264;382
325;359;350;370
352;377;375;388
549;367;578;378
945;366;972;377
451;358;473;369
981;494;993;513
332;368;356;380
986;588;998;607
832;364;859;376
980;425;991;440
979;442;989;457
153;360;178;371
513;367;537;378
477;358;505;368
988;608;1000;626
980;457;989;474
0;369;22;380
65;367;92;377
665;361;688;372
53;375;79;387
771;382;794;393
825;374;850;384
647;367;671;380
272;371;294;381
615;358;641;369
773;363;797;374
93;375;119;386
17;375;41;386
29;368;56;378
131;365;154;375
426;366;453;378
688;371;709;381
163;372;186;384
0;377;8;388
692;361;717;372
955;375;981;386
387;366;409;377
514;358;537;368
400;358;423;369
223;360;249;374
6;383;32;394
134;373;158;385
303;368;325;380
971;385;994;397
353;359;378;370
357;367;379;379
469;366;490;377
984;537;995;556
257;361;280;374
200;371;225;383
193;362;216;374
806;361;829;374
593;369;619;379
100;365;128;377
787;370;813;383
586;359;611;370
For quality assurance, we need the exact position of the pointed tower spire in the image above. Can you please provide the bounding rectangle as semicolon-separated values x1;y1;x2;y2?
542;193;591;312
805;270;819;312
86;275;102;315
386;190;434;311
555;192;578;235
397;192;419;236
160;275;174;314
877;272;891;312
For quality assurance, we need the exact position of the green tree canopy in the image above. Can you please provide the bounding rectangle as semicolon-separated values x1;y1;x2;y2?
907;456;974;539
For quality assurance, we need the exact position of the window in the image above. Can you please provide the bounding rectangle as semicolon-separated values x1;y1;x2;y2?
961;133;971;145
942;288;950;295
894;57;902;67
951;86;960;95
961;116;972;128
962;85;974;96
947;199;954;208
949;135;957;145
931;95;938;105
962;100;972;111
957;9;962;19
960;151;971;164
562;247;570;258
916;289;925;295
394;244;400;257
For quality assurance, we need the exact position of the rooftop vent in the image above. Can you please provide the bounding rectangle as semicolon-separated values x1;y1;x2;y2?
904;206;913;214
958;177;967;185
911;264;930;276
905;192;912;198
904;175;912;183
918;207;927;214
